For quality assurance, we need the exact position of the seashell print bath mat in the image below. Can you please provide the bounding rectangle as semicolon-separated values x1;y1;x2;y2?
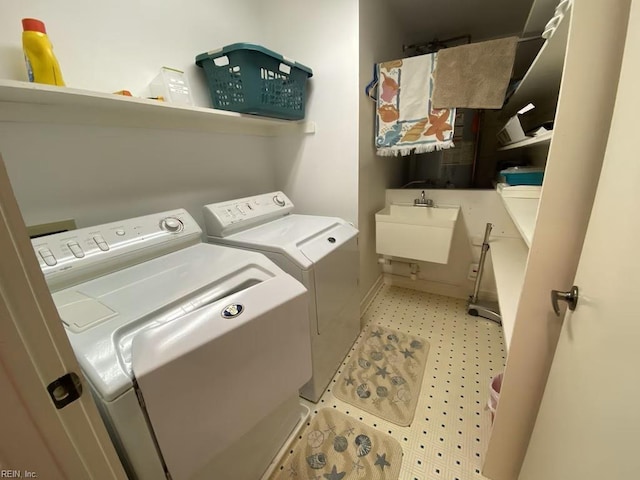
269;408;402;480
333;326;430;426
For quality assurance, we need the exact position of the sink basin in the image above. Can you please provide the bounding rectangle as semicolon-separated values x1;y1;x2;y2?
375;204;460;263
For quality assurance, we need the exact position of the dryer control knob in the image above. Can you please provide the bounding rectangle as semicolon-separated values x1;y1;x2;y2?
160;217;184;233
273;195;286;207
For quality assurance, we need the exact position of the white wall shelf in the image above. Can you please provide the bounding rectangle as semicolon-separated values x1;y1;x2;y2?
489;236;529;351
498;131;552;151
497;190;540;247
0;80;316;137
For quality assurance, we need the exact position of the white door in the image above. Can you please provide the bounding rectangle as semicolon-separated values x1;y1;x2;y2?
518;3;640;478
0;155;126;479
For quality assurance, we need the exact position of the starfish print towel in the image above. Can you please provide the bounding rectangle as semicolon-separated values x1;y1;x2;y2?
375;53;456;156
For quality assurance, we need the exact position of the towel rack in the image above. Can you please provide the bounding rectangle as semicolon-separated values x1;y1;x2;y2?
403;34;471;55
518;33;544;43
404;32;543;57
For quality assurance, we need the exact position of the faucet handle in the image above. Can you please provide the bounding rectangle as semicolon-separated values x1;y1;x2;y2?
414;190;433;206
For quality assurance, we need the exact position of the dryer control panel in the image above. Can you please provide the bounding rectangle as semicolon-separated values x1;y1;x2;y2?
203;191;294;237
32;209;202;292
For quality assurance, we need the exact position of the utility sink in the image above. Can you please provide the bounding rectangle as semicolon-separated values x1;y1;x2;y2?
375;204;460;264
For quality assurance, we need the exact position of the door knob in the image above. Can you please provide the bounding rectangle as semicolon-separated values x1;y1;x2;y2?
551;286;579;316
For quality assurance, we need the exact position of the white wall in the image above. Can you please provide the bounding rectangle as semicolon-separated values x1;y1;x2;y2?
358;0;408;303
384;189;521;299
0;124;275;228
259;0;360;225
0;0;280;228
392;0;532;43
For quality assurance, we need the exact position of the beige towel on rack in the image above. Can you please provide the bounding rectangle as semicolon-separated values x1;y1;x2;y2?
432;36;518;109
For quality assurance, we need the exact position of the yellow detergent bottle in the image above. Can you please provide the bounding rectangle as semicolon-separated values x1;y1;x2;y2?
21;18;65;86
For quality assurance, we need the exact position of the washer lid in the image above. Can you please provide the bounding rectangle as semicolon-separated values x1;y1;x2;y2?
208;214;358;269
55;243;286;401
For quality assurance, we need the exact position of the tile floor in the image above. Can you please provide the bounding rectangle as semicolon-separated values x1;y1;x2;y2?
274;284;506;480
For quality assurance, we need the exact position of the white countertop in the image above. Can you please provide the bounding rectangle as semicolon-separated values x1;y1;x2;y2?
489;237;529;351
496;186;541;247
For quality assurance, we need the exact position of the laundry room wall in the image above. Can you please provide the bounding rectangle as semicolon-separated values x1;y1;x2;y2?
358;0;409;305
259;0;360;225
0;125;275;228
0;0;280;228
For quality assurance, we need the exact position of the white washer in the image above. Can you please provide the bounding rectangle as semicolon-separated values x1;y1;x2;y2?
203;192;360;402
32;209;312;480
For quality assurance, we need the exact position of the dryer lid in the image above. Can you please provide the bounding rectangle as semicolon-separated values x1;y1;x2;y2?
208;214;358;269
298;223;358;264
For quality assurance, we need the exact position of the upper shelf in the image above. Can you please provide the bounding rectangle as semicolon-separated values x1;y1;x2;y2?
0;80;316;137
498;130;552;151
502;8;571;119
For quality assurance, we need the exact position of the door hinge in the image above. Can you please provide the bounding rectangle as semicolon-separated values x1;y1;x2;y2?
47;372;83;409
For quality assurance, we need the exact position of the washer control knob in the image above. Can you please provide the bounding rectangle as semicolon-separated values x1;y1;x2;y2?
160;217;184;233
273;195;286;207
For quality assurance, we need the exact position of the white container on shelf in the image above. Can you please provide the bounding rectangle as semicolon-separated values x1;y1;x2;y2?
149;67;193;106
497;115;527;145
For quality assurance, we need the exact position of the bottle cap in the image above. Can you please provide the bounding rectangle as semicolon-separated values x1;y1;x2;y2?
22;18;46;34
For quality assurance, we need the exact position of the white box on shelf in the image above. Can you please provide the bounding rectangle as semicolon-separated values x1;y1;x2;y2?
149;67;193;106
497;115;527;145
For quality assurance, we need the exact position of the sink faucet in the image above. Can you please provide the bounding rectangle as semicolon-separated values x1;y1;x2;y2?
414;190;433;207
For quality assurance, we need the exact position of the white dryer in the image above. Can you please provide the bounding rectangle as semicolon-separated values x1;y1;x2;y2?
32;209;311;480
203;192;360;402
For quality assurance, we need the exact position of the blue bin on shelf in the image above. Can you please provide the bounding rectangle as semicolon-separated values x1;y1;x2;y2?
195;43;313;120
500;167;545;186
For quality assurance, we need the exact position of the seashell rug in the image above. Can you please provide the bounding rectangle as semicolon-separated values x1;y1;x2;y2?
333;326;430;426
270;408;402;480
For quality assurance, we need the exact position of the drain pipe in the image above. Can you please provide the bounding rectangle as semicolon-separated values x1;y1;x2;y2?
378;256;420;280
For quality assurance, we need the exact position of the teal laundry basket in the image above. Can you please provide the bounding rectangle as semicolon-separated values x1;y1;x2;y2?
195;43;313;120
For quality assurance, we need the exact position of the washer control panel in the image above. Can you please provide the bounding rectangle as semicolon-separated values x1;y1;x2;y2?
32;209;201;291
203;191;294;237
